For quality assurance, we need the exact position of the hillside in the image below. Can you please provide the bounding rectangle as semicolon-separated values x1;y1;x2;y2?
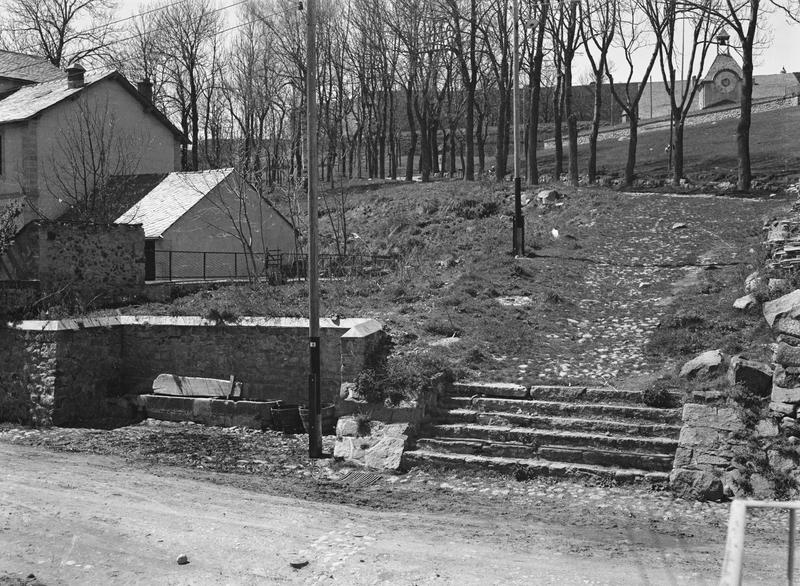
112;180;790;391
535;106;800;188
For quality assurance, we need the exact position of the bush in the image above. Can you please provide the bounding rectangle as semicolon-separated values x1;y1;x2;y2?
452;199;500;220
352;353;461;405
641;386;676;408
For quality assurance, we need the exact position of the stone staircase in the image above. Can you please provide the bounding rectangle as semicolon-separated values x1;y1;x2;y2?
402;382;683;484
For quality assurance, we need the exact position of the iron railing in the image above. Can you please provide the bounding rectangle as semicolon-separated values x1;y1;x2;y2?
149;250;396;282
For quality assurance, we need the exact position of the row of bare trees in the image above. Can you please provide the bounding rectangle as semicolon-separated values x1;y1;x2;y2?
1;0;797;191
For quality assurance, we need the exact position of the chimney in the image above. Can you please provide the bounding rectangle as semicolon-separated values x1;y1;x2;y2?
137;78;153;103
66;62;85;89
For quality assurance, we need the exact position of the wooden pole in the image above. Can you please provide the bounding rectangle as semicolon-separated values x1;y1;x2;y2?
512;0;524;256
305;0;322;458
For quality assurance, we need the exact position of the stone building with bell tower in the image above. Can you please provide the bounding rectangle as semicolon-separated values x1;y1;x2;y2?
698;30;744;109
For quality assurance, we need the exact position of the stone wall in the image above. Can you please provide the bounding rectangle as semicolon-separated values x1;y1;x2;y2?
0;221;145;309
0;316;388;426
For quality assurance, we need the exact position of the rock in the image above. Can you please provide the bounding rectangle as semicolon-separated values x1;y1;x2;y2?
774;365;800;388
749;473;773;498
755;419;780;438
336;416;360;438
682;404;742;431
536;189;561;204
769;278;792;295
723;468;748;498
775;342;800;366
333;436;374;462
727;356;773;396
774;318;800;339
679;349;726;379
340;382;357;400
782;417;800;435
770;401;797;416
771;383;800;404
733;294;757;310
670;468;724;501
364;435;407;470
289;558;309;569
763;289;800;327
176;554;189;565
745;271;763;294
671;222;687;230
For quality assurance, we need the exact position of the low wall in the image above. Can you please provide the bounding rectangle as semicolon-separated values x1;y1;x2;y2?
0;316;389;426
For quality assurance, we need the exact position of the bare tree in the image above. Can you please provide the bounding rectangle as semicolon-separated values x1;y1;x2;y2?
2;0;116;66
580;0;617;184
606;0;661;186
524;0;549;185
645;0;718;183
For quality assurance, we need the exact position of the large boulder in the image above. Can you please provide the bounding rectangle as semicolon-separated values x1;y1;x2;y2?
679;349;726;379
727;357;773;396
536;189;562;204
733;294;757;310
763;289;800;328
670;468;724;501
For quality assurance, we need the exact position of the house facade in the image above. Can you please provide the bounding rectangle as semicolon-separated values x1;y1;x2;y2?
0;53;183;223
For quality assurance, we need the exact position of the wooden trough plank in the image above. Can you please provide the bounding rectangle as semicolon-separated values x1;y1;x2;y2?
152;373;242;398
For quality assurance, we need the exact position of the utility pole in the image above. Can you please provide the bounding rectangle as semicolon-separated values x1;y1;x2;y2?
305;0;322;458
512;0;524;256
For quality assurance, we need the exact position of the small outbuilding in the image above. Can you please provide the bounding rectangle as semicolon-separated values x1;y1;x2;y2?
115;168;297;281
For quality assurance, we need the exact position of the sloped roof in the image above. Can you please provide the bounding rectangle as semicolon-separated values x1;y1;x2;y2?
0;67;185;141
115;168;235;238
702;53;743;83
0;50;62;83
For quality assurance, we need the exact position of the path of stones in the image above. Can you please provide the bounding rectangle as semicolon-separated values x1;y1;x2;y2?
517;193;779;386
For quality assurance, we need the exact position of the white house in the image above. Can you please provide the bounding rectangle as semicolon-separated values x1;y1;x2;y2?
0;52;183;223
115;168;298;280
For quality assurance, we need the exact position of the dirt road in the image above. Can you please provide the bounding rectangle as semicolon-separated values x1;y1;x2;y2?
1;442;793;585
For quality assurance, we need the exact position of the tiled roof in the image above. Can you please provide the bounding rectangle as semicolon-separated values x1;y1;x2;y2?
702;53;743;83
115;169;234;238
0;50;62;82
0;68;115;124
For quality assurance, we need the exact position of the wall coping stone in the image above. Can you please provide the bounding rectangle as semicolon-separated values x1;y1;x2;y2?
3;315;376;336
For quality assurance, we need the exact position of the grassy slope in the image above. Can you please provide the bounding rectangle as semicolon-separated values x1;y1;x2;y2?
535;107;800;186
111;179;789;389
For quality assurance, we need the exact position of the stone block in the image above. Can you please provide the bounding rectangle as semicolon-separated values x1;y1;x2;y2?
774;342;800;366
775;365;800;388
336;416;361;438
775;318;800;339
678;425;721;448
771;383;800;404
333;436;374;462
755;419;780;438
364;435;407;470
763;289;800;328
679;349;726;380
670;468;724;501
452;381;528;399
770;401;797;416
682;403;742;432
672;446;693;468
728;356;773;396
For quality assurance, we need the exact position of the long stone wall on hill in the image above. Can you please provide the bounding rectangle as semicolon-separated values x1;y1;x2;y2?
0;317;388;426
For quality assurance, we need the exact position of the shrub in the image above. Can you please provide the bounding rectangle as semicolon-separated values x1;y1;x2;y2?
641;386;676;408
452;199;500;220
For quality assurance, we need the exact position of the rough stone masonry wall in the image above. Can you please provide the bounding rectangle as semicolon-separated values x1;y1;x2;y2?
37;222;145;303
0;317;388;426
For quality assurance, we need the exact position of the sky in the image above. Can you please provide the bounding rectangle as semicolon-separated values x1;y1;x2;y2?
118;0;800;79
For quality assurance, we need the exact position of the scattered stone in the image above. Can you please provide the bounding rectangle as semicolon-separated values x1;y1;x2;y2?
727;356;773;396
671;222;687;230
733;294;757;310
679;349;726;379
176;554;189;565
774;342;800;366
536;189;561;204
289;558;309;569
744;271;762;294
769;278;792;295
763;289;800;328
670;468;724;501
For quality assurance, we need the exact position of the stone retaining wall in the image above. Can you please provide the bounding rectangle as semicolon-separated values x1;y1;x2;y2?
0;316;388;426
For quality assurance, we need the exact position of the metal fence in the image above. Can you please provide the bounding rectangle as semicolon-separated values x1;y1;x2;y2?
150;250;396;282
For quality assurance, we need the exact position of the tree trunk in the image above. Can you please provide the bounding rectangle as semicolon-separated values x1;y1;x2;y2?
465;88;475;180
564;68;579;186
405;88;416;181
495;90;509;182
588;77;603;184
625;109;638;187
673;114;685;183
553;77;564;179
737;56;753;191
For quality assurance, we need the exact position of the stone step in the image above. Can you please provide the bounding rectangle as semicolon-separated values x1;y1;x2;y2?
448;383;682;407
443;409;682;438
431;424;679;455
415;438;674;472
444;397;682;424
401;449;670;485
